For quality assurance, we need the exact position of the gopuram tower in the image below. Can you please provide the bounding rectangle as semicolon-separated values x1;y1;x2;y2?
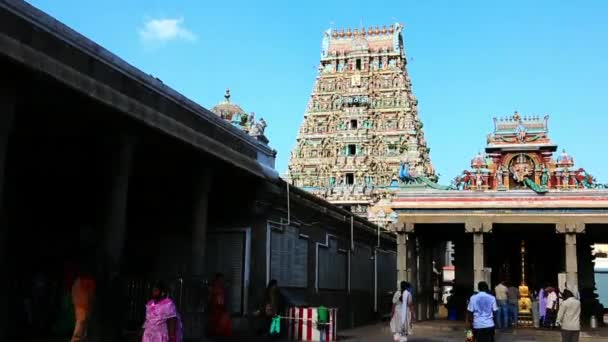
287;24;437;218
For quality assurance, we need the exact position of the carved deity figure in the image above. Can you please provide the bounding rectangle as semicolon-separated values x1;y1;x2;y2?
475;172;483;190
496;168;504;186
562;170;570;187
541;166;550;186
249;118;267;137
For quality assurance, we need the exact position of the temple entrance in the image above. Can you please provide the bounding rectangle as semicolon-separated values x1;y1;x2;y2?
487;224;562;292
582;224;608;325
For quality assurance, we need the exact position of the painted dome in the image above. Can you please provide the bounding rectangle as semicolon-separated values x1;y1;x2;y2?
211;89;247;121
556;149;574;167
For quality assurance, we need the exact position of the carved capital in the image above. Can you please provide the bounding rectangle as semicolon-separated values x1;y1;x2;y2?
555;222;585;234
465;220;493;233
397;222;415;233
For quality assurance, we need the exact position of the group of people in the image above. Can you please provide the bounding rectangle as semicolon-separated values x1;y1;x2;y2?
493;281;520;329
64;272;285;342
468;281;581;342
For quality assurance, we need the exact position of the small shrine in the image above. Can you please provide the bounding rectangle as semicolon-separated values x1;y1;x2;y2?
452;111;604;193
211;89;269;144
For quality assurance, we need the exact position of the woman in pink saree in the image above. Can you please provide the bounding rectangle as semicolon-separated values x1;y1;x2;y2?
142;282;183;342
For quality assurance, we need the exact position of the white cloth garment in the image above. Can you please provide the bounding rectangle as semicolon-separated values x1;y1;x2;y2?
390;290;412;340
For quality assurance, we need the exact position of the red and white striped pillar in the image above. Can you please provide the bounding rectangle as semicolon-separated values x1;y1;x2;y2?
287;307;338;341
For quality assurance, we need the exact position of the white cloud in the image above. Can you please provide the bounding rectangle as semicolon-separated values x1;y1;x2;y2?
139;17;197;43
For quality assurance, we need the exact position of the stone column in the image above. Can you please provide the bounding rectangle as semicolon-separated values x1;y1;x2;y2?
102;134;137;278
396;223;414;286
565;233;578;292
556;222;584;296
191;168;213;278
0;80;16;341
397;233;407;283
91;133;137;342
473;233;485;289
465;220;492;291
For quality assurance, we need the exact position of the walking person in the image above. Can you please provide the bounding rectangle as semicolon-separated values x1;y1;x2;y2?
262;279;283;340
71;269;96;342
467;281;498;342
390;281;414;342
556;289;580;342
207;273;232;337
546;287;558;328
317;305;329;342
494;280;508;329
142;282;183;342
506;282;520;327
531;290;540;328
538;286;547;327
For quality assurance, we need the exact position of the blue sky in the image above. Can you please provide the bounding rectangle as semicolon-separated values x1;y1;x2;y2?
28;0;608;183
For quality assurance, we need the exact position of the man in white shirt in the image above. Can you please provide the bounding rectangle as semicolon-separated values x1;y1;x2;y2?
494;281;508;329
557;289;580;342
546;287;558;328
468;281;498;342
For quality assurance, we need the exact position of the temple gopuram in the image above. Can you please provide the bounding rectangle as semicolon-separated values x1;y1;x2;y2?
388;112;608;322
287;24;436;220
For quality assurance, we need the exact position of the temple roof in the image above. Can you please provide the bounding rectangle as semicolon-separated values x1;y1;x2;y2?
487;111;555;151
322;23;404;58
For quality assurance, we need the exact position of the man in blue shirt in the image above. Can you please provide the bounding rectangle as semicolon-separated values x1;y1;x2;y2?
467;281;498;342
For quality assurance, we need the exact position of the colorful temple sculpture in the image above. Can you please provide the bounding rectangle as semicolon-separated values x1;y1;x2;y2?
388;112;608;322
452;111;605;193
211;89;270;144
287;24;436;219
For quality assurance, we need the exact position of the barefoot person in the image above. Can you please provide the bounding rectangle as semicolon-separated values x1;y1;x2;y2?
390;281;413;342
557;289;580;342
208;273;232;337
142;282;183;342
467;281;498;342
71;270;96;342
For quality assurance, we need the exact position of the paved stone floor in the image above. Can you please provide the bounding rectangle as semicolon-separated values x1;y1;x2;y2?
337;321;608;342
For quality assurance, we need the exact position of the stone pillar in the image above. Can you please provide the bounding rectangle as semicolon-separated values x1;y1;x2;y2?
565;233;578;292
102;134;137;278
91;134;136;342
556;222;584;296
191;168;213;278
465;220;492;291
473;233;484;288
397;233;407;283
0;80;16;341
396;223;414;286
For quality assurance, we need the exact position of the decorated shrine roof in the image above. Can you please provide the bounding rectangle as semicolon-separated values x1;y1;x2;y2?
322;23;404;58
210;89;270;144
487;111;555;151
211;89;247;121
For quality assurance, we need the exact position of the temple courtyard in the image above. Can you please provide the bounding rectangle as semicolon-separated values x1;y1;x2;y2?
336;321;608;342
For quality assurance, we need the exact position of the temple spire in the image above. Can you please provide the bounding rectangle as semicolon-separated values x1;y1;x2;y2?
224;89;231;103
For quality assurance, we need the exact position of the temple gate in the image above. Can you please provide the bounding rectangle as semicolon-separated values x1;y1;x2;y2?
388;112;608;322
